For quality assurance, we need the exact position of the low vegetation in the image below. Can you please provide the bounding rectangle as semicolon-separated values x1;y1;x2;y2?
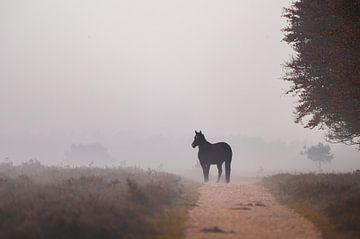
263;172;360;239
0;160;198;239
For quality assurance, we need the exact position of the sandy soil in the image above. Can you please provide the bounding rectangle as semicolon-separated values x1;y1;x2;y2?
185;182;321;239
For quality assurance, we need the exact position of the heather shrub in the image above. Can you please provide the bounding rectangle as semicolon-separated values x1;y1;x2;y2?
263;173;360;239
0;161;192;239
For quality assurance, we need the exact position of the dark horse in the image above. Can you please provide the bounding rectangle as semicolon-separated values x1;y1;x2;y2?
192;131;232;183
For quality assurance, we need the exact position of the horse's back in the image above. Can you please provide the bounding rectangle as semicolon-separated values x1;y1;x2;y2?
214;142;232;157
206;142;232;163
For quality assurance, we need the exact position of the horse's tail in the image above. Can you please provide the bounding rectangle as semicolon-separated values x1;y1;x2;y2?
225;160;231;183
224;143;232;183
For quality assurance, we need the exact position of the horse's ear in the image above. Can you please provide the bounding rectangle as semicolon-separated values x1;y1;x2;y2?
195;130;198;134
199;130;202;134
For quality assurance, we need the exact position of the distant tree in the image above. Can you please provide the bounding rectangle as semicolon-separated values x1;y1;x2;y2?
301;143;334;171
65;143;113;165
119;160;127;167
282;0;360;148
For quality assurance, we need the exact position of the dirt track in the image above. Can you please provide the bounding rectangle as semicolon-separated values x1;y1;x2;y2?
185;182;321;239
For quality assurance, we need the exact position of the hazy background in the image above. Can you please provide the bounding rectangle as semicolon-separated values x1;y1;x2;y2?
1;0;359;176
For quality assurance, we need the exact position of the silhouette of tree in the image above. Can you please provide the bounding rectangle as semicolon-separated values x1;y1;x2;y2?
65;143;113;165
282;0;360;148
301;143;334;171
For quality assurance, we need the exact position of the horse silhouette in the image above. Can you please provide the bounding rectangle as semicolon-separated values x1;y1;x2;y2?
192;131;232;183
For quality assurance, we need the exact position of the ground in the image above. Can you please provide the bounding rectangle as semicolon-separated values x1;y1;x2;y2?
185;182;321;239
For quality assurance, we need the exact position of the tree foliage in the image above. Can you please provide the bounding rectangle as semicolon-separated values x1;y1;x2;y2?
283;0;360;147
301;142;334;171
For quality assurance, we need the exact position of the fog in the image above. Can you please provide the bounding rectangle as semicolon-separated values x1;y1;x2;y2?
1;0;359;175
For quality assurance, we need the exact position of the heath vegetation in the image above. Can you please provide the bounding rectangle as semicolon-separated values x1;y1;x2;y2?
263;172;360;239
0;160;198;239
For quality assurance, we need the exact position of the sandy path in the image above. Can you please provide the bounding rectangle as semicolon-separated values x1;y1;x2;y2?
185;183;321;239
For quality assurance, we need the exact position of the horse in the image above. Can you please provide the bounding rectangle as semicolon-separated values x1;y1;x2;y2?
191;131;232;183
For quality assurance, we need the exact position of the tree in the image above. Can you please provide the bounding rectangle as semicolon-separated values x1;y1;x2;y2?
64;143;113;165
301;143;334;171
282;0;360;148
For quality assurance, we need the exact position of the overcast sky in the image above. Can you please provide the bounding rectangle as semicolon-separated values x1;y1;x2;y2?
1;0;326;142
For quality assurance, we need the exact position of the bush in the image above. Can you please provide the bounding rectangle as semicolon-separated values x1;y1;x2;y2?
0;161;192;239
263;173;360;239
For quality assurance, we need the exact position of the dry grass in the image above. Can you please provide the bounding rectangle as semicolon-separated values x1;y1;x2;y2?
0;160;198;239
263;172;360;239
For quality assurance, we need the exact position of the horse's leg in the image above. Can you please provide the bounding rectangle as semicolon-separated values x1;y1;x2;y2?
204;163;210;182
216;163;223;183
201;162;209;182
225;160;231;183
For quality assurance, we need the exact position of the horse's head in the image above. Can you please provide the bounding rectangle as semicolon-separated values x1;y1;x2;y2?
192;130;205;148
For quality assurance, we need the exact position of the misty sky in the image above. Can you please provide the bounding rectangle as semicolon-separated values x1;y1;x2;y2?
0;0;328;142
